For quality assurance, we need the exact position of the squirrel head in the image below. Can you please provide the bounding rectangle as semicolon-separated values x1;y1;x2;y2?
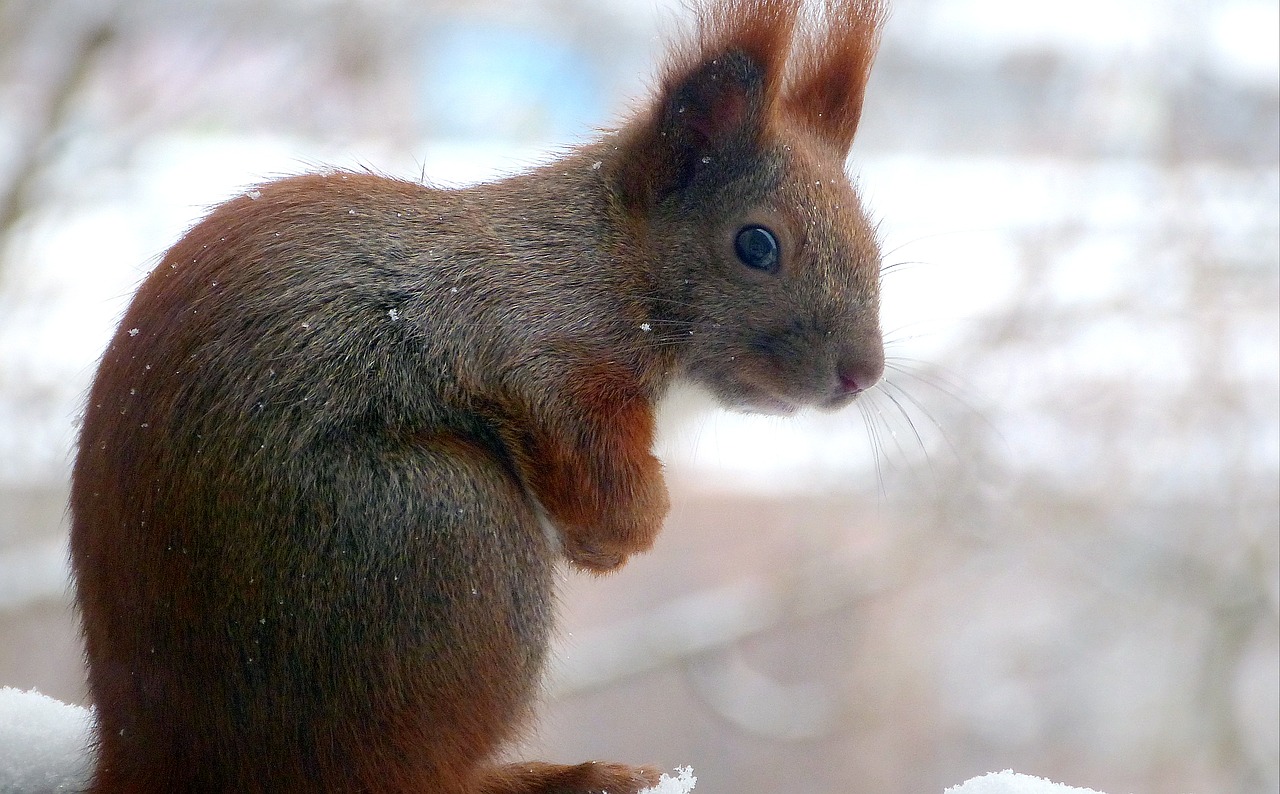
610;0;887;414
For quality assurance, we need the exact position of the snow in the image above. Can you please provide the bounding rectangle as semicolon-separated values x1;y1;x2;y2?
642;766;697;793
0;688;93;793
0;689;1117;793
945;770;1111;794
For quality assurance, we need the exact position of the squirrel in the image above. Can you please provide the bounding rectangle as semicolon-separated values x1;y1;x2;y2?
68;0;888;791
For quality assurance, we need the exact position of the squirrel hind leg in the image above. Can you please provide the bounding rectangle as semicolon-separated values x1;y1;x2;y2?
474;761;662;794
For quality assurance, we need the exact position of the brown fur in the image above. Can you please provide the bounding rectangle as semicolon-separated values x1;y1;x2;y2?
70;1;888;791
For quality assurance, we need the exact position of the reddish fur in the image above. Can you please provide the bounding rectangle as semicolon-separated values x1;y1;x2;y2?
498;365;667;572
785;0;889;149
70;1;887;791
477;762;662;794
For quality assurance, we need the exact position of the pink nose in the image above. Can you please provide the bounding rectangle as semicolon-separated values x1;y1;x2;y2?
837;361;883;395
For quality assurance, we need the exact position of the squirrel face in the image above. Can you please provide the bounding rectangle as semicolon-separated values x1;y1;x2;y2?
651;127;884;415
613;0;888;414
707;156;882;414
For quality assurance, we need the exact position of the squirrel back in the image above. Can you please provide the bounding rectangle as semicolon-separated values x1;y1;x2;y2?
69;1;888;791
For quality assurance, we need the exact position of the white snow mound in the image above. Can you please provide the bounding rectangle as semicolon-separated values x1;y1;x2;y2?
946;769;1112;794
0;687;94;793
642;766;697;793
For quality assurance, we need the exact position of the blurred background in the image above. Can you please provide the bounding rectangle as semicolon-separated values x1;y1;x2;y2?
0;0;1276;791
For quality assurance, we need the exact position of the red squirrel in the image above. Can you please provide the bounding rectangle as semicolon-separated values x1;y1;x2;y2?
69;0;888;790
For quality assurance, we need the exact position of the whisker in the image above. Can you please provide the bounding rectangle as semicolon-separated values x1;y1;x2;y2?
870;389;927;468
874;387;928;458
855;398;888;502
877;379;953;465
879;227;997;261
883;359;998;438
881;321;950;347
879;259;930;277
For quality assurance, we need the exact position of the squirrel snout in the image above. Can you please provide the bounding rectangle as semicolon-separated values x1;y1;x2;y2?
836;348;885;396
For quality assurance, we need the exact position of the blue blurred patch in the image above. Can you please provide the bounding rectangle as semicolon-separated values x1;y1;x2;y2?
417;22;604;142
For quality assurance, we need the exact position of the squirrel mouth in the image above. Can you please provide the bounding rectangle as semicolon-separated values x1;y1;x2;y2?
735;381;866;415
820;390;862;411
737;394;799;416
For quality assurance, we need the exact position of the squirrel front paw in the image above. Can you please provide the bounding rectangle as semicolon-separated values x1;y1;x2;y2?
507;388;670;573
563;536;630;573
556;475;670;574
559;505;667;574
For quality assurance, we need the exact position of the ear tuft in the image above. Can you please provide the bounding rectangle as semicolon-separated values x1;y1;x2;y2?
684;0;803;113
785;0;888;153
613;0;803;209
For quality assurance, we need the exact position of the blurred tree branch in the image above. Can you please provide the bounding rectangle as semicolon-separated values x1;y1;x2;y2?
0;2;117;283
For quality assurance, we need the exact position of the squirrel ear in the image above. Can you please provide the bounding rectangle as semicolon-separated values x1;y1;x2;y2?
614;0;801;208
784;0;887;153
666;52;763;154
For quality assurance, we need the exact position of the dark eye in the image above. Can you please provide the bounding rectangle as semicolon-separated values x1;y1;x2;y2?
734;225;780;272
